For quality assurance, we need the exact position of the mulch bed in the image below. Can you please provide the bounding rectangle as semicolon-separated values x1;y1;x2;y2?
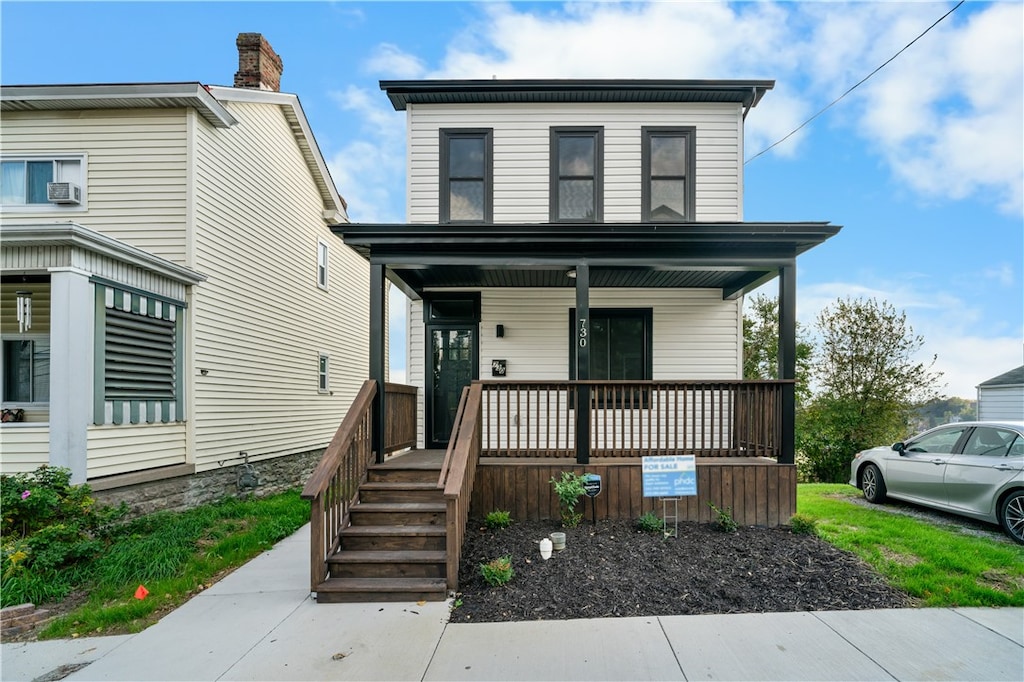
452;518;914;622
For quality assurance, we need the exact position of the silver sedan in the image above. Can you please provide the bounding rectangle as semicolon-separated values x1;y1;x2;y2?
849;421;1024;544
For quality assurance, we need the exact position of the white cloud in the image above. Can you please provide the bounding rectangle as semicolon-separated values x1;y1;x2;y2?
418;1;1023;214
365;43;426;78
794;277;1023;399
326;85;406;223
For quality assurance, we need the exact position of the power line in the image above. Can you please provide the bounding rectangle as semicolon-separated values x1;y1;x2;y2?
745;0;965;165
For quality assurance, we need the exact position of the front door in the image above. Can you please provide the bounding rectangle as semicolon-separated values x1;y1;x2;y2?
427;326;477;448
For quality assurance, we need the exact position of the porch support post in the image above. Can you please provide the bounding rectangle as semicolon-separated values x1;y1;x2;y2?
575;263;590;464
370;262;387;464
778;263;796;465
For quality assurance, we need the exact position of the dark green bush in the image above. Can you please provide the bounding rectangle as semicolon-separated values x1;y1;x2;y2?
1;466;126;607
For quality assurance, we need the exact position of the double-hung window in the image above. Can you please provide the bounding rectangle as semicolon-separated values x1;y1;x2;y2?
317;239;329;290
641;127;695;222
318;353;330;393
550;127;603;222
1;155;84;207
440;129;492;223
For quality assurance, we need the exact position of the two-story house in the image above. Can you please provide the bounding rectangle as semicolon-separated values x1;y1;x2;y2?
302;79;840;602
0;34;371;513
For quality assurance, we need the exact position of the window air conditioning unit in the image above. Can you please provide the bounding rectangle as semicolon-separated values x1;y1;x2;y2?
47;182;81;205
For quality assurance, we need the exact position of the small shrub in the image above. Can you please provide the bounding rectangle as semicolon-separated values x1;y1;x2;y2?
479;555;514;587
550;471;586;528
1;466;129;607
635;511;662;533
484;510;513;530
708;502;738;533
789;514;818;536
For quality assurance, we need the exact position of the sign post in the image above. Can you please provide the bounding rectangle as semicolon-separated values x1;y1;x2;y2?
582;473;601;525
642;455;697;537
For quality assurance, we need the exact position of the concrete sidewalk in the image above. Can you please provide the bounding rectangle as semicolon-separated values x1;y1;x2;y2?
3;525;1022;681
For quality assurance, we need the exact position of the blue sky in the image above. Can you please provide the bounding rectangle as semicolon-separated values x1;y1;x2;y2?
4;1;1022;399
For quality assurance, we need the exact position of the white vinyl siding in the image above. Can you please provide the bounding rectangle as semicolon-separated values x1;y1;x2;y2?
191;99;369;472
978;386;1024;421
0;425;50;473
407;102;742;224
87;423;187;478
408;288;740;447
1;110;189;263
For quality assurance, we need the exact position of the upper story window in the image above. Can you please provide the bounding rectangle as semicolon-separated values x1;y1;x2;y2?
440;129;492;223
550;127;603;222
1;155;84;209
317;239;329;290
641;127;695;222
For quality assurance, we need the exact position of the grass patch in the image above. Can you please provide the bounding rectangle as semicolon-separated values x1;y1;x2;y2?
36;490;309;640
798;484;1024;607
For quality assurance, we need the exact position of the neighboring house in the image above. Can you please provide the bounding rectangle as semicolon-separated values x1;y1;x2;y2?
0;34;369;512
977;366;1024;421
304;79;840;601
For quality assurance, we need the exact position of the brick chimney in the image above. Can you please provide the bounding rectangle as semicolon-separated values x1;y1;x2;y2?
234;33;283;92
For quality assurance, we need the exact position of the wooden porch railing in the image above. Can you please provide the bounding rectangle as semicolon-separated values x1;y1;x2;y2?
479;380;786;458
301;380;377;591
438;383;483;591
301;380;420;592
384;382;417;453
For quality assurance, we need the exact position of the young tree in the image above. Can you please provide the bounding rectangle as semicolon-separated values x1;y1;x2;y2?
742;294;814;407
797;297;943;482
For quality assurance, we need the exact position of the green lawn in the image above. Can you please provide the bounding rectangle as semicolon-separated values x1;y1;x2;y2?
31;490;310;640
798;484;1024;607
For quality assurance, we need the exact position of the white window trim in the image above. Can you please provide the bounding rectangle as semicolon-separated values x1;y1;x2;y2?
1;153;88;213
318;352;330;394
317;239;329;290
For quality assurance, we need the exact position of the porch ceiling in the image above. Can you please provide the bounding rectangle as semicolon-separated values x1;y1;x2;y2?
334;222;841;299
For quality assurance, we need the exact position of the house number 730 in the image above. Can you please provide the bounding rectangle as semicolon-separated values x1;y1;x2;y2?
578;317;588;348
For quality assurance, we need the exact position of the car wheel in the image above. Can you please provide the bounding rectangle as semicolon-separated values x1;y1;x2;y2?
861;463;887;504
999;490;1024;545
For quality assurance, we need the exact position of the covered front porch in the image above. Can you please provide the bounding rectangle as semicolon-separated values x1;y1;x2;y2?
301;221;838;601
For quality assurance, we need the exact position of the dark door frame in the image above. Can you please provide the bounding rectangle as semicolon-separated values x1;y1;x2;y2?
423;293;481;449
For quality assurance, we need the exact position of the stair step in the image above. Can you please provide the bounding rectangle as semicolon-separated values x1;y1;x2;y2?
330;550;447;565
367;466;442;483
359;482;443;503
340;525;446;551
349;502;446;526
329;550;447;578
315;577;448;603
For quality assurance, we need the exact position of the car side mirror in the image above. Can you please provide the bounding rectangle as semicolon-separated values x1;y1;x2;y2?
892;442;906;453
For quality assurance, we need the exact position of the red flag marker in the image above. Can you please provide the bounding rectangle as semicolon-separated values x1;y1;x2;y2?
134;585;149;600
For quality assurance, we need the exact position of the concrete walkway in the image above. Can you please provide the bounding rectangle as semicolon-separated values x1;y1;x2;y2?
2;525;1022;681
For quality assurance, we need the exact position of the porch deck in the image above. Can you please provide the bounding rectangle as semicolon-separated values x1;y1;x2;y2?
383;448;796;527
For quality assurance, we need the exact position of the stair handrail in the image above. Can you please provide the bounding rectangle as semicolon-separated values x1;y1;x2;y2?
438;382;483;592
301;379;378;592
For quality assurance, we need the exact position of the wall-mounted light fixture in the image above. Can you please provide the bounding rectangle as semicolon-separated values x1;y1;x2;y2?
16;291;32;332
496;324;505;338
566;269;577;279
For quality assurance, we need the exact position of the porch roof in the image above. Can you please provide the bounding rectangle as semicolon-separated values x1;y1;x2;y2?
333;222;840;299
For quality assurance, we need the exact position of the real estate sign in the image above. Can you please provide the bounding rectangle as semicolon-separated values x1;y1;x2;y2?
641;455;697;497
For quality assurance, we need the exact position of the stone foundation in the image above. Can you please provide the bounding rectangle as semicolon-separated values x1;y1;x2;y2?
91;449;324;517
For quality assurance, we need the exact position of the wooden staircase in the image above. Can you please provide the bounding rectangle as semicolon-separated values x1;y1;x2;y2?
314;458;449;603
